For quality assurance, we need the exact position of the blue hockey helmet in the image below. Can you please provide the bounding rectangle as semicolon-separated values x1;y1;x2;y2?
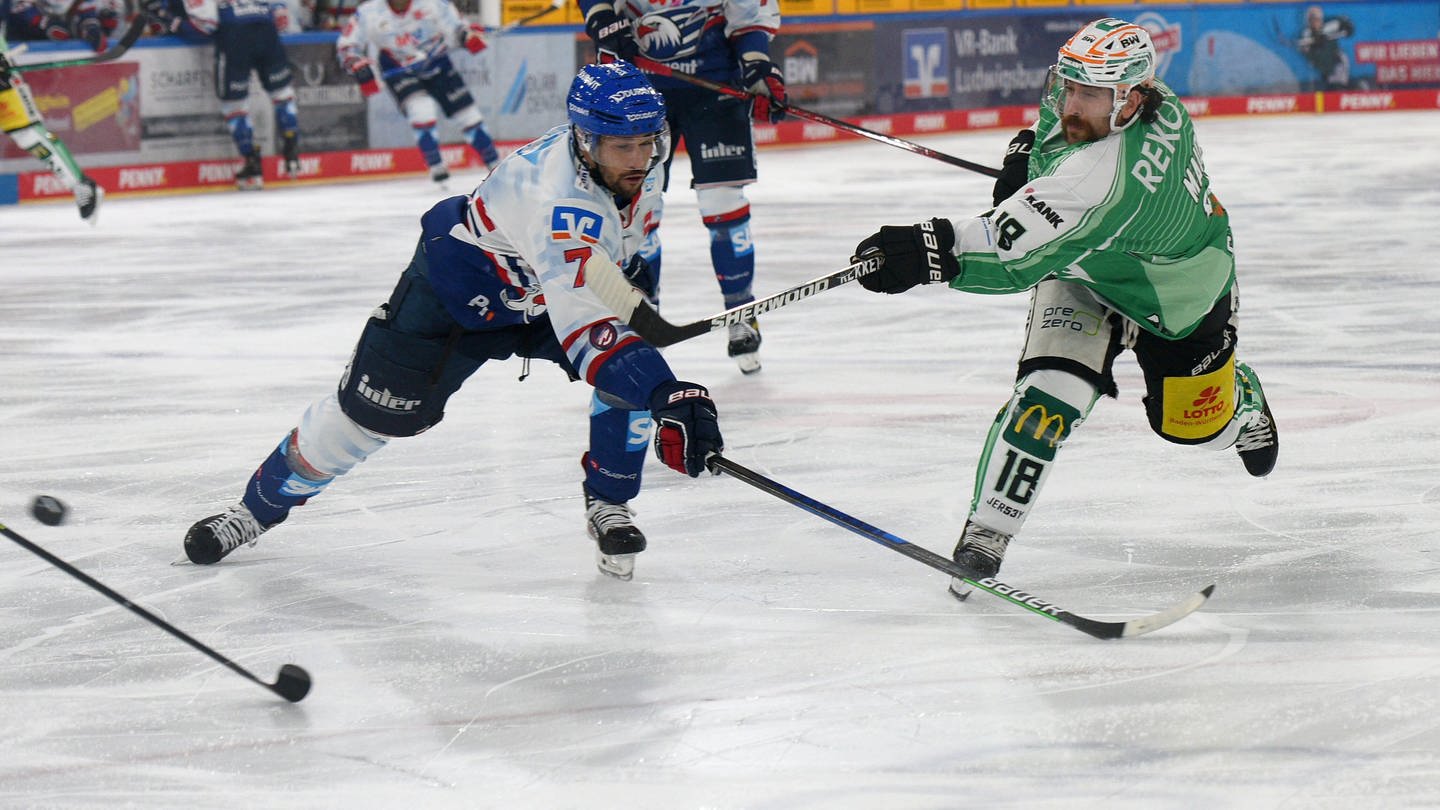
567;60;668;137
568;61;671;179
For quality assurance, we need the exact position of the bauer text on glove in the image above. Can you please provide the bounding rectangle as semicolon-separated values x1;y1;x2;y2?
649;380;723;477
852;218;961;294
584;7;638;62
991;128;1034;206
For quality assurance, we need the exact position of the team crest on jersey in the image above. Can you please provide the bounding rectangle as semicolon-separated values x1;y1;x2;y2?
551;206;603;244
501;284;547;317
634;9;706;60
588;322;619;350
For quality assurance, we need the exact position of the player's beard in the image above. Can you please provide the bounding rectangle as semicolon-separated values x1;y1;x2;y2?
601;166;647;199
1062;113;1108;144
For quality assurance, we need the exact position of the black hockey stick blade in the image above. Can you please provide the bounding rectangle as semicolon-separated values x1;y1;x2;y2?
633;56;1001;178
706;455;1215;640
585;255;881;347
0;521;312;701
14;12;148;72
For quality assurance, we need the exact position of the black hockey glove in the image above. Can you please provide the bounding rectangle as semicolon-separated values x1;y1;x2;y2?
622;254;658;303
740;56;787;123
991;128;1035;206
852;218;961;295
650;380;723;478
584;7;639;62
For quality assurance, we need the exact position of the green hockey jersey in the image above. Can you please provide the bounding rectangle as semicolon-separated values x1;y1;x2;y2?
949;81;1236;339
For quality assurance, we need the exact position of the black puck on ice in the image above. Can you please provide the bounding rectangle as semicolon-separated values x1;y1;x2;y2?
31;495;68;527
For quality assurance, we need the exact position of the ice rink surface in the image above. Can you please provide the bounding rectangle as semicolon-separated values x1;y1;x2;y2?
3;110;1439;809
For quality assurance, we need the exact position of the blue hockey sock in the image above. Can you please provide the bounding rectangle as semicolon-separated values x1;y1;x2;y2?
273;99;299;138
241;431;334;525
226;113;255;157
414;125;443;167
582;392;650;504
706;217;756;306
464;123;499;166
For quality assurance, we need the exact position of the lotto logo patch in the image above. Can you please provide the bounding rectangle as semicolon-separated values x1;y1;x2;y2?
1161;357;1236;440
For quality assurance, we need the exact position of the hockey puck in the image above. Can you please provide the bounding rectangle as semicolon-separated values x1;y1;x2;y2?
31;495;68;527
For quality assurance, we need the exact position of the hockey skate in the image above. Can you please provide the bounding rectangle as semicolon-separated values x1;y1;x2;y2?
727;318;762;375
236;148;264;191
585;488;646;581
1233;362;1278;477
184;503;279;565
948;520;1011;600
74;176;103;223
428;162;451;186
280;130;300;179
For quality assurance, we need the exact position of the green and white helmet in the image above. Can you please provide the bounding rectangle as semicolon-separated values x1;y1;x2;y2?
1046;18;1157;130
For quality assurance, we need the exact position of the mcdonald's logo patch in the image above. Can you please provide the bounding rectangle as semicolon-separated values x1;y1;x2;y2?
1002;387;1082;461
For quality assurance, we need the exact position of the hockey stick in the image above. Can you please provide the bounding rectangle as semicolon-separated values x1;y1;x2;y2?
705;455;1215;639
13;12;149;72
633;56;1001;178
0;520;312;701
496;0;565;34
584;254;880;347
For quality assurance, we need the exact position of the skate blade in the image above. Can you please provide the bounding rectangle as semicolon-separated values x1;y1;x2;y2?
948;576;974;602
596;552;635;581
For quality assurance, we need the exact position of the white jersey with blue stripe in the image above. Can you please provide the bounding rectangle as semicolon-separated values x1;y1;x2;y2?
336;0;465;72
441;124;665;385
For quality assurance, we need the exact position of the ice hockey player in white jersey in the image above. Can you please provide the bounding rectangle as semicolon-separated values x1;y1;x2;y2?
337;0;499;183
183;62;724;582
851;18;1278;597
578;0;786;374
0;37;103;221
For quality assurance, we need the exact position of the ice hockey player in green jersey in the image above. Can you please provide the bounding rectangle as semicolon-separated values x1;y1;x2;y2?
850;17;1278;597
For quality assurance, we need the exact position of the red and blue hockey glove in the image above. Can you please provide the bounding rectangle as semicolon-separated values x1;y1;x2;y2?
650;381;723;477
348;58;381;97
852;218;961;295
740;55;787;124
461;22;487;54
991;128;1035;206
584;6;638;62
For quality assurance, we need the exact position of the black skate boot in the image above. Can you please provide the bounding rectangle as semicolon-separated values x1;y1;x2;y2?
74;175;103;223
184;503;281;564
235;148;264;191
948;520;1011;600
280;130;300;179
1234;362;1278;477
727;317;762;375
584;488;646;581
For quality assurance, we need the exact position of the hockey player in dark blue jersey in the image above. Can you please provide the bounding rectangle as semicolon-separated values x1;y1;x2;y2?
148;0;301;189
579;0;785;374
182;62;724;581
